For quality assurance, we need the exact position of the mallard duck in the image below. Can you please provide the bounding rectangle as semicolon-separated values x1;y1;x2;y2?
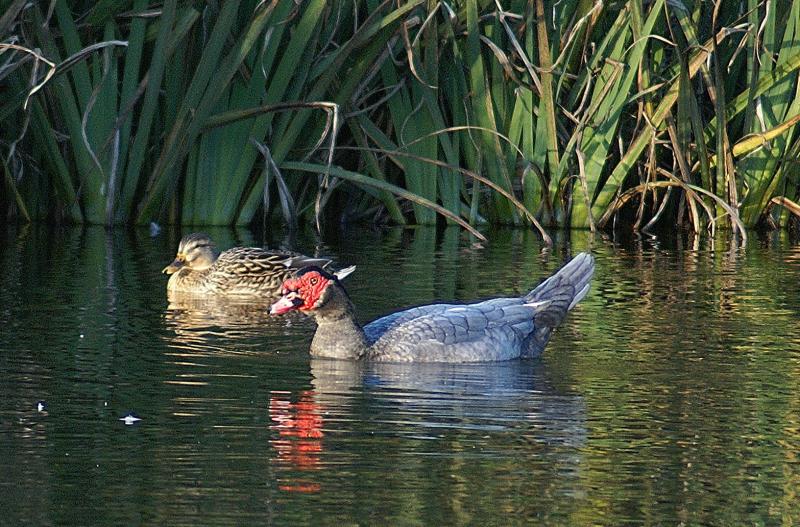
163;233;354;296
270;253;594;362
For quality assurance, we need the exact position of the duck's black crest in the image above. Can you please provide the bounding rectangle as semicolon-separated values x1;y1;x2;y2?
294;265;338;281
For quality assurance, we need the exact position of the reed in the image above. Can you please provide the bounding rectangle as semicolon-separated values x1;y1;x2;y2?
2;1;800;240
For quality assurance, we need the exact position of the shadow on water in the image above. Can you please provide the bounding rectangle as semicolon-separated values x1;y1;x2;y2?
264;358;586;524
308;358;584;445
2;224;800;525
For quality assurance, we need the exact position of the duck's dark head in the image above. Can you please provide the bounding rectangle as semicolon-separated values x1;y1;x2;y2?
162;233;218;274
270;266;344;315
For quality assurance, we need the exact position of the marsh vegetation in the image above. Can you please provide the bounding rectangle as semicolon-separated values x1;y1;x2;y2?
2;1;800;242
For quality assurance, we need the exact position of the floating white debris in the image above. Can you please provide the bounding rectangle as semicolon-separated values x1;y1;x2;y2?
120;413;142;425
37;401;46;412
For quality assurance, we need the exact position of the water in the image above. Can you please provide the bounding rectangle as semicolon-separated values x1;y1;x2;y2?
1;225;799;525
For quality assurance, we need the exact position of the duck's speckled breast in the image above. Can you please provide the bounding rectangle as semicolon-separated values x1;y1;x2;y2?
166;268;213;293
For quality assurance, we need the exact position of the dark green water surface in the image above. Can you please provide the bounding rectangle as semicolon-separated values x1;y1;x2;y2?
2;226;799;526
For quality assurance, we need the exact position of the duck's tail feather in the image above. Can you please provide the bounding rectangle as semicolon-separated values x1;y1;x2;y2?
525;252;594;328
334;265;356;281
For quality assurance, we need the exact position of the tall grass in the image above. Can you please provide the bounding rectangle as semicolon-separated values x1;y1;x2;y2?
2;0;800;241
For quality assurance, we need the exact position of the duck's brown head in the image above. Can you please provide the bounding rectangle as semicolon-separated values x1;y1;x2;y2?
270;267;341;315
162;233;218;274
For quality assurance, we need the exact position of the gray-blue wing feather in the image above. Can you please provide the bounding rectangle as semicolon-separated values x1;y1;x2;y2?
361;253;594;363
365;298;536;362
363;304;457;343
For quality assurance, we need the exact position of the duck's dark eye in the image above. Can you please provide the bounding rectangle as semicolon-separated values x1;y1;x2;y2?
310;277;318;286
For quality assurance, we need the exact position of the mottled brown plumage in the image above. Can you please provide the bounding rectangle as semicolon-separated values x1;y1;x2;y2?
163;233;352;296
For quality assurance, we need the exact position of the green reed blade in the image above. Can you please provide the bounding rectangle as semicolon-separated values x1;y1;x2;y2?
739;1;800;225
376;42;437;224
138;0;279;224
591;4;716;223
282;161;486;241
120;0;176;221
31;5;99;209
85;0;130;26
464;0;516;222
2;153;30;222
53;1;93;112
28;98;82;222
111;0;148;223
216;0;324;225
0;0;26;37
534;0;560;212
237;1;424;225
348;119;406;224
704;49;800;142
137;0;242;223
572;0;664;228
183;141;199;224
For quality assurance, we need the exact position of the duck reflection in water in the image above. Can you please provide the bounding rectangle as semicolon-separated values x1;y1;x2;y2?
163;291;309;352
267;358;586;493
166;291;283;327
269;390;325;493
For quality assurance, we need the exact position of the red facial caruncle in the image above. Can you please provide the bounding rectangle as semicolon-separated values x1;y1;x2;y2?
270;270;330;315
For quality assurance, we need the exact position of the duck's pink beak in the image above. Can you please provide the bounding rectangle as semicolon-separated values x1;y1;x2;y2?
270;291;303;315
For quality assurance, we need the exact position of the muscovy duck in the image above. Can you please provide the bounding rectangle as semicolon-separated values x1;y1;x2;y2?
270;252;594;362
163;233;354;296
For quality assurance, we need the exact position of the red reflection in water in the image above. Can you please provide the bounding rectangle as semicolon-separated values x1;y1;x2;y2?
269;390;324;493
